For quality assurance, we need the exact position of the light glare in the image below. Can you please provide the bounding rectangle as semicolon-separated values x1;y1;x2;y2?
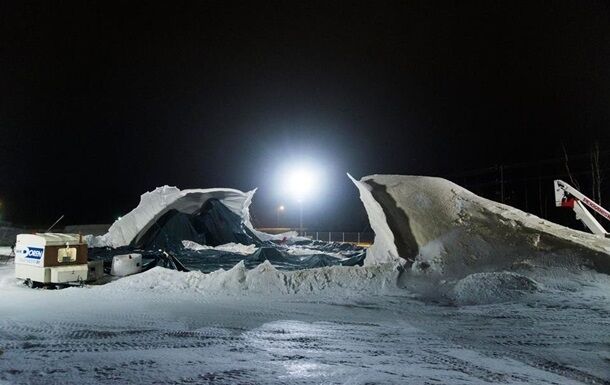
283;166;319;202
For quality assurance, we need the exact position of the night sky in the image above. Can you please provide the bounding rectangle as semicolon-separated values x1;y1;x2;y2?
1;1;610;230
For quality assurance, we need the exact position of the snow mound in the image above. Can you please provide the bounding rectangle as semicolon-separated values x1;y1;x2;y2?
351;174;610;277
97;263;403;296
182;240;258;255
450;272;539;305
0;265;17;289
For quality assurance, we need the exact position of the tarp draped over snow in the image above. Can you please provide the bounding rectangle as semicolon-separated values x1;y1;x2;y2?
88;176;610;278
88;185;367;271
350;174;610;276
91;186;259;249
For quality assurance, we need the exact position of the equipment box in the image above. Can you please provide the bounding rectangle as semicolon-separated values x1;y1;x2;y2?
111;254;142;277
50;265;88;283
15;233;89;285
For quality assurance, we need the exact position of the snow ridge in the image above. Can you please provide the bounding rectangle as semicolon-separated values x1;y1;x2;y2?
98;262;404;296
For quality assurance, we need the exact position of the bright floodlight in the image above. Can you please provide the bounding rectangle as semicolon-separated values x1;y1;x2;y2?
285;166;318;202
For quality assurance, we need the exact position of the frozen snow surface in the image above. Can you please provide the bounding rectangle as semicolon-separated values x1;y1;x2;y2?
0;260;609;385
1;175;610;384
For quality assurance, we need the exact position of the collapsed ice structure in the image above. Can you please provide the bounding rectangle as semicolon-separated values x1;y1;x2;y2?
89;176;609;277
89;186;365;272
91;186;261;250
350;174;610;277
78;175;610;310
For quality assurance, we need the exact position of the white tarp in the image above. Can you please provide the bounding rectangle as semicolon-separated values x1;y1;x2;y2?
90;186;258;248
181;240;259;255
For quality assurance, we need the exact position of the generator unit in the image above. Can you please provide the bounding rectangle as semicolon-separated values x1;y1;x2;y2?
110;253;143;277
15;233;89;287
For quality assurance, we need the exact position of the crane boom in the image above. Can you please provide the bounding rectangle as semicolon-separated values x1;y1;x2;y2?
554;179;610;236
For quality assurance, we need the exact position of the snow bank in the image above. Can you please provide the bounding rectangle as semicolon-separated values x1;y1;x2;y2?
351;174;610;277
98;262;403;296
450;272;539;305
182;240;258;255
90;186;258;248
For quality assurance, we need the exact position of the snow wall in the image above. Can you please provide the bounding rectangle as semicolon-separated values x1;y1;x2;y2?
350;174;610;277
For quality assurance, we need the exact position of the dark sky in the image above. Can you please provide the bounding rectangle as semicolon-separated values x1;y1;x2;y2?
1;1;610;229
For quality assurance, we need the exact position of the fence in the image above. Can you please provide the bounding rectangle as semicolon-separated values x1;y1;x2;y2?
299;231;374;245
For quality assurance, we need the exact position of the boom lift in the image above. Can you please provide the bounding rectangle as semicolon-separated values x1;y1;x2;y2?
554;179;610;237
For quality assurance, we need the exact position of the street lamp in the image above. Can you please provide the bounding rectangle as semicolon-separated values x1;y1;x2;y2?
298;199;303;234
283;166;319;235
276;205;285;227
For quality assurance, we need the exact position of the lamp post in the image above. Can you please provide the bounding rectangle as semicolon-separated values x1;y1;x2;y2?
276;205;284;227
298;200;303;235
284;165;319;237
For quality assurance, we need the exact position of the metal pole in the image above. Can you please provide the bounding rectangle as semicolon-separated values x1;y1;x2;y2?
45;214;65;233
299;201;303;235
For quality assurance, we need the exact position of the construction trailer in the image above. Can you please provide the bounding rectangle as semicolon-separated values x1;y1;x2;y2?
14;233;89;287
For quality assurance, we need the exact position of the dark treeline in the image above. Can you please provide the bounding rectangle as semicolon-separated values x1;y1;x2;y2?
446;143;609;233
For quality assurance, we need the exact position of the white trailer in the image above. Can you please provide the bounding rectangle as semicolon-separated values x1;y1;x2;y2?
14;233;89;288
554;179;610;237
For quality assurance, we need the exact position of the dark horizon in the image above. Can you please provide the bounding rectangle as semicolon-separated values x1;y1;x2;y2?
1;1;610;230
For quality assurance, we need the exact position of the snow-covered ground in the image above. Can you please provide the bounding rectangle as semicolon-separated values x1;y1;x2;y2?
0;260;608;385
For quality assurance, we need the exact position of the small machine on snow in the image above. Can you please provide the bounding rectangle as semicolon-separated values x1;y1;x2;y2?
554;179;610;237
14;233;90;288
